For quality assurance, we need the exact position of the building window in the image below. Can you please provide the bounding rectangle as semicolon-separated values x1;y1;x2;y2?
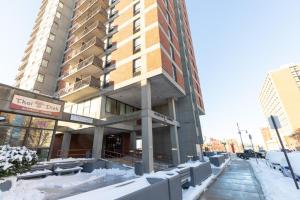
164;0;169;10
172;64;177;82
108;21;115;33
56;12;61;19
58;2;64;8
103;73;110;87
168;27;173;42
105;54;112;67
110;6;117;18
133;57;142;76
41;59;48;67
37;74;44;83
170;45;175;60
166;12;171;24
107;36;113;49
46;46;52;54
133;2;141;15
133;37;141;53
133;18;141;33
49;33;56;41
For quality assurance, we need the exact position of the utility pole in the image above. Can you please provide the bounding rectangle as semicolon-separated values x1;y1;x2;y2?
237;123;245;151
248;132;258;164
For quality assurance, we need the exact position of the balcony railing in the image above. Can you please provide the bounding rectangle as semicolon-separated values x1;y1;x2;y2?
58;76;100;97
73;0;99;20
75;0;108;11
71;8;106;33
64;37;104;63
68;21;105;47
60;56;102;79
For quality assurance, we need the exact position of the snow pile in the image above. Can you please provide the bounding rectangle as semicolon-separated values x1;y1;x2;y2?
1;168;136;200
249;159;300;200
266;151;285;165
279;152;300;175
0;145;37;177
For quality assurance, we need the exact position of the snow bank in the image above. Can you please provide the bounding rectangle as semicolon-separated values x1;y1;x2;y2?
279;152;300;175
266;151;285;164
249;159;300;200
182;175;215;200
1;168;135;200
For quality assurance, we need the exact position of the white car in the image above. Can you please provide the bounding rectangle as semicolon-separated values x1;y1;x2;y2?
265;151;285;171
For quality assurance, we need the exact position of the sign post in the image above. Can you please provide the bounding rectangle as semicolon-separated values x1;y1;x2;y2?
269;115;299;190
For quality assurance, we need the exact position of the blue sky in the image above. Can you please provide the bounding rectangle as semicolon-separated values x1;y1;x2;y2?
1;1;300;146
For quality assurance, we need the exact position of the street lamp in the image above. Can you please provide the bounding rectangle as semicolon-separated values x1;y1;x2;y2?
237;123;246;151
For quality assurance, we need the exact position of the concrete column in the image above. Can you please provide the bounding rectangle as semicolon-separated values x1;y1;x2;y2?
61;133;71;158
168;99;181;165
92;126;104;159
141;79;154;173
130;131;137;151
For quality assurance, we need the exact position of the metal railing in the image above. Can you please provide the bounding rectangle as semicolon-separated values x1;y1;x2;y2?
61;56;102;79
65;37;104;62
71;8;106;32
57;76;100;97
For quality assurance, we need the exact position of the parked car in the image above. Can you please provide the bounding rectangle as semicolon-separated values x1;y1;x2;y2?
236;149;264;159
279;152;300;182
265;151;285;171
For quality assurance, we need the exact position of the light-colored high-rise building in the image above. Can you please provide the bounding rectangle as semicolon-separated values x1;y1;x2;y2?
260;127;279;151
259;64;300;150
15;0;75;95
14;0;205;172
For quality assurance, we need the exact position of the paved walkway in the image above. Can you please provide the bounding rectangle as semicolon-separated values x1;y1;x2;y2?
200;159;265;200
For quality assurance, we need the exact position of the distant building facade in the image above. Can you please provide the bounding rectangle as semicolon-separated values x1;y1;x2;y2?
259;65;300;150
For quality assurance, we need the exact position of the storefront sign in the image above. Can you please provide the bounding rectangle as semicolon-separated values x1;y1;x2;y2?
10;95;62;117
70;114;93;124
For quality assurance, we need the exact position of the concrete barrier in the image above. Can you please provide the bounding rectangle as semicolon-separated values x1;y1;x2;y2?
117;178;170;200
190;162;212;186
82;159;107;173
209;155;225;167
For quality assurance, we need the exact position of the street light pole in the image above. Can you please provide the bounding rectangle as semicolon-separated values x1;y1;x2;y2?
237;123;245;151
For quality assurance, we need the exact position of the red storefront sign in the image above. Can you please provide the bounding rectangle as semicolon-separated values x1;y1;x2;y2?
10;95;62;117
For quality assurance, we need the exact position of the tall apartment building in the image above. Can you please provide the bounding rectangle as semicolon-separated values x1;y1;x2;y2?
14;0;205;172
259;64;300;150
15;0;75;95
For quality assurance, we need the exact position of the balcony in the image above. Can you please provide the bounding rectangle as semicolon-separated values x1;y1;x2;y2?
58;76;100;102
71;8;107;36
60;56;103;82
15;69;25;81
68;21;106;48
64;37;104;66
75;0;108;12
73;0;107;23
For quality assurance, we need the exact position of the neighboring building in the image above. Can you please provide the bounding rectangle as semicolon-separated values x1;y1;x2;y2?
15;0;75;95
12;0;205;172
260;127;279;151
203;138;226;152
225;138;242;153
259;64;300;150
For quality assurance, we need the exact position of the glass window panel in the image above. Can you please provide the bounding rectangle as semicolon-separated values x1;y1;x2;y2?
31;118;55;129
26;129;41;148
0;112;31;127
126;105;134;113
106;98;112;113
38;130;53;148
0;127;26;146
111;99;117;114
120;103;126;115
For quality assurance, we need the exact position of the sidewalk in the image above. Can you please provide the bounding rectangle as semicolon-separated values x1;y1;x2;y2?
200;159;265;200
